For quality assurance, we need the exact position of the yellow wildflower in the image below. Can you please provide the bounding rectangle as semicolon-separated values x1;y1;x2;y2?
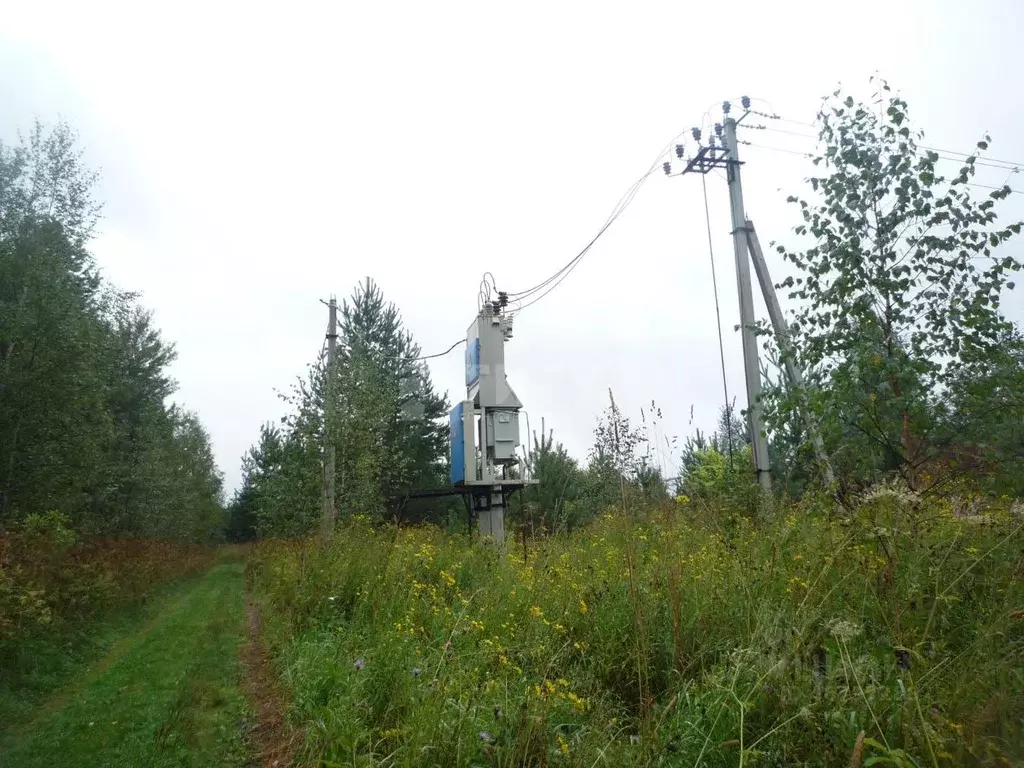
558;734;570;755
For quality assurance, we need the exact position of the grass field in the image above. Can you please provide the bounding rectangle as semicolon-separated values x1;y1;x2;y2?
249;495;1024;767
1;495;1020;768
0;559;251;768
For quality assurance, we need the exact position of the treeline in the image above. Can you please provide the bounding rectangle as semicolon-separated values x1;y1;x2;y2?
0;122;224;543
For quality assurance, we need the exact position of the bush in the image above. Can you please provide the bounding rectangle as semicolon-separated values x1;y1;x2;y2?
0;520;214;660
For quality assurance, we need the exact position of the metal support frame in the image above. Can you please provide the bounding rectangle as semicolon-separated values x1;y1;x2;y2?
391;484;527;538
682;143;732;175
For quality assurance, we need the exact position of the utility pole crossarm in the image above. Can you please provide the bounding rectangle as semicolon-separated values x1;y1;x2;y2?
744;223;836;486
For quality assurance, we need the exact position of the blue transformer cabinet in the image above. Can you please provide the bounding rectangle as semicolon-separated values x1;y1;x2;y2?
449;400;474;485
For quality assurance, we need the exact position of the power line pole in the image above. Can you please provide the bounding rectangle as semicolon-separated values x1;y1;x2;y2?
667;99;837;493
322;296;338;541
722;115;772;493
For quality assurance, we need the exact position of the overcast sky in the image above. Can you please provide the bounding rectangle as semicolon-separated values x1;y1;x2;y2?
3;0;1023;493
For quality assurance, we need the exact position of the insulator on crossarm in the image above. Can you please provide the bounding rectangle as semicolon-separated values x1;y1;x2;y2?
714;123;723;137
722;100;731;115
675;144;684;159
708;134;716;148
662;161;672;176
741;95;751;109
691;127;701;142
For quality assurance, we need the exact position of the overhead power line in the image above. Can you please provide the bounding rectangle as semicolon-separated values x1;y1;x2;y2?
700;172;735;467
315;298;465;364
405;339;465;362
739;140;813;158
504;169;652;307
503;121;706;312
740;139;1022;195
751;119;1024;172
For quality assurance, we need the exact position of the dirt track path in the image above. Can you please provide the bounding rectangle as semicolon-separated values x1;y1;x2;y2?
1;560;253;768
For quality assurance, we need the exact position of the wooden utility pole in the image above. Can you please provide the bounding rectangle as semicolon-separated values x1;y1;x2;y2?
322;296;338;541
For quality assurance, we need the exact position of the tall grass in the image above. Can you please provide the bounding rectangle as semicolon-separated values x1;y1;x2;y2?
250;489;1024;767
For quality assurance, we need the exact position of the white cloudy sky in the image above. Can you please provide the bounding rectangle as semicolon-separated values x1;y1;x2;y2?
3;0;1022;493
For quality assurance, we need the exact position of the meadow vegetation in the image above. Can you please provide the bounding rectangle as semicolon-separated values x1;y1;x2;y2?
0;512;216;725
249;493;1022;766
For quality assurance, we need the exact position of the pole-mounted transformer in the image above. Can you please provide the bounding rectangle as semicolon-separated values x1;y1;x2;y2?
449;299;535;544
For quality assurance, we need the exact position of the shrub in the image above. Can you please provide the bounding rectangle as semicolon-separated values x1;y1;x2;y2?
0;523;214;660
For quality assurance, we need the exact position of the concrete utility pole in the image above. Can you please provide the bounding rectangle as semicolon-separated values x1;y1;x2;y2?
322;296;338;541
723;117;772;493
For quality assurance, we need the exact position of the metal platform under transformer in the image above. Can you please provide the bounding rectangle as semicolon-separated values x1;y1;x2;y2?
390;480;533;536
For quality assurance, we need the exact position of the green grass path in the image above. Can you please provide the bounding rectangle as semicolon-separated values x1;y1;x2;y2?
0;560;251;768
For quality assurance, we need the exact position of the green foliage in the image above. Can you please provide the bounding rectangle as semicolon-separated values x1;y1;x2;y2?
0;530;215;673
678;403;760;513
244;279;451;537
250;494;1024;766
940;326;1024;496
582;389;662;517
681;445;758;509
0;120;224;541
339;279;449;511
514;419;582;534
763;81;1022;492
511;397;672;537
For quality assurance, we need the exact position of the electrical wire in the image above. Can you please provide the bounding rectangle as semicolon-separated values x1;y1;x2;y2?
759;125;818;140
507;98;761;309
740;140;813;158
347;331;466;363
504;122;702;310
318;295;465;364
929;151;1022;173
403;339;466;362
751;117;1024;171
700;173;735;468
741;140;1021;193
504;168;653;305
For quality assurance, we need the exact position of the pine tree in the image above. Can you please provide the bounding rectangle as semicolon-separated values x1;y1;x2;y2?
333;279;449;522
